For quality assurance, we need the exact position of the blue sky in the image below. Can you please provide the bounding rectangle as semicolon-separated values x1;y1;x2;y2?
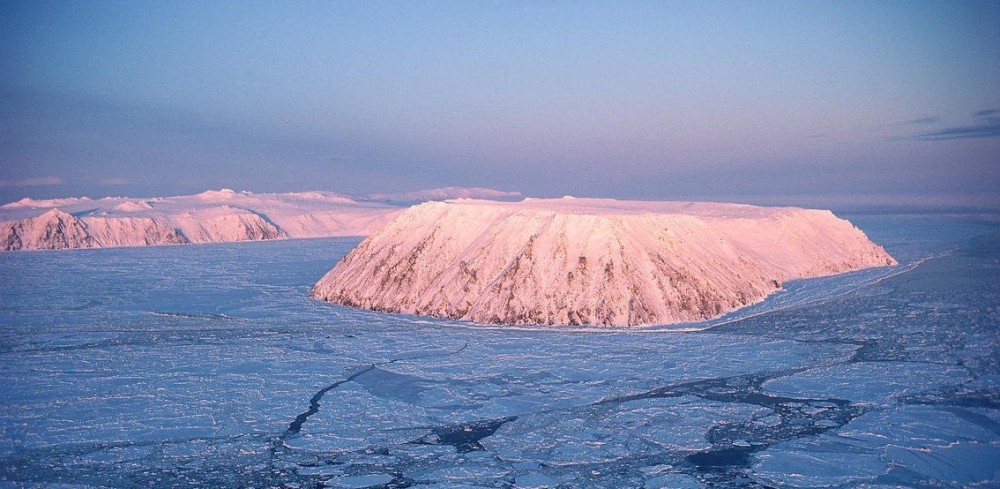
2;1;998;208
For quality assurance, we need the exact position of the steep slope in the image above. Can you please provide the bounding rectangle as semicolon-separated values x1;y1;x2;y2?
166;206;286;243
0;209;190;250
311;198;896;327
0;189;403;251
1;209;95;250
81;216;188;248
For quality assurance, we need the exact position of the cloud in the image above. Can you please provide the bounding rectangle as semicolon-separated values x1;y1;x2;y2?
913;110;1000;141
100;177;129;185
900;116;940;125
0;176;65;186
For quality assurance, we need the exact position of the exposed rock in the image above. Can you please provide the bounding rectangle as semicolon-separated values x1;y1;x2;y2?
311;198;896;327
81;217;188;247
0;209;191;251
2;209;95;250
0;189;404;251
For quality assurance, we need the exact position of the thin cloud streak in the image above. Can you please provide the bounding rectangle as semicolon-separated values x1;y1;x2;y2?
914;121;1000;140
913;109;1000;141
0;176;65;186
901;116;940;125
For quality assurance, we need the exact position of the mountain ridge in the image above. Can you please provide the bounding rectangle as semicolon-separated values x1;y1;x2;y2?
0;189;399;251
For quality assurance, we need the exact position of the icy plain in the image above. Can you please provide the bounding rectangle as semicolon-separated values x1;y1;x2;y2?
1;214;998;488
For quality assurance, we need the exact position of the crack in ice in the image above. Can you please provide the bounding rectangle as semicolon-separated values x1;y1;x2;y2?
278;342;469;441
282;365;378;438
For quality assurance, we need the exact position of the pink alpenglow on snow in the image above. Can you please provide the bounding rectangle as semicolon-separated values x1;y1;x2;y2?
0;189;401;251
310;198;897;327
366;187;523;204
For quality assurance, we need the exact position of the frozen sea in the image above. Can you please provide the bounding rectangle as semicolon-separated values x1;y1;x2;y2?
1;214;998;488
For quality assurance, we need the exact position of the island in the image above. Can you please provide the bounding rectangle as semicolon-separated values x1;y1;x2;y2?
311;198;896;327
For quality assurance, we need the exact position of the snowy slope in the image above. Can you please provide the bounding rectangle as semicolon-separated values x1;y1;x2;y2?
311;198;897;327
2;209;98;250
0;189;401;251
366;187;522;205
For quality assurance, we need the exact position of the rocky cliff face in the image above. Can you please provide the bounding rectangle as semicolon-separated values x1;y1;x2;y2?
81;217;188;248
311;198;896;327
0;209;189;251
0;189;403;251
166;207;286;243
1;209;95;250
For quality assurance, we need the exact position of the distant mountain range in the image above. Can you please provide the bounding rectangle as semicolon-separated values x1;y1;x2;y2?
0;187;515;251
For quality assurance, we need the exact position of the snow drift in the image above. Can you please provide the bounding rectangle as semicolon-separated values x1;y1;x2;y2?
311;198;897;327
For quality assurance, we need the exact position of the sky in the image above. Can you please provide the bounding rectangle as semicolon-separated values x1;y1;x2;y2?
1;1;999;209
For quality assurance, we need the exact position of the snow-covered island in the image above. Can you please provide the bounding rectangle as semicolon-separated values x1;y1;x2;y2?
311;197;896;327
0;189;401;251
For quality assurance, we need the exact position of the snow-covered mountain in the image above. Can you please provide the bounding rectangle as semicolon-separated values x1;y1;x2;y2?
311;198;897;327
0;189;400;251
365;187;522;205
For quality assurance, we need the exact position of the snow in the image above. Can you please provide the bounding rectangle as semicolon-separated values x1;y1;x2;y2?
0;189;401;251
0;196;92;209
0;213;998;487
761;361;971;406
366;187;522;204
1;209;97;250
312;198;896;327
753;405;1000;487
112;200;155;212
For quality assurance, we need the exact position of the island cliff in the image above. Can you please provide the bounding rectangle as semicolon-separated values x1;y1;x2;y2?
311;198;896;327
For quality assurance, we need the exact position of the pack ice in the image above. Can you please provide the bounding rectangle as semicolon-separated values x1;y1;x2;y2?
311;198;896;327
0;189;400;251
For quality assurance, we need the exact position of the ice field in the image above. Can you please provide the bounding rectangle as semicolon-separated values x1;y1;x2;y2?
1;214;998;488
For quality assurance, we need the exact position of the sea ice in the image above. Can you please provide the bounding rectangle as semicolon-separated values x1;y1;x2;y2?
761;361;971;406
0;214;996;487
